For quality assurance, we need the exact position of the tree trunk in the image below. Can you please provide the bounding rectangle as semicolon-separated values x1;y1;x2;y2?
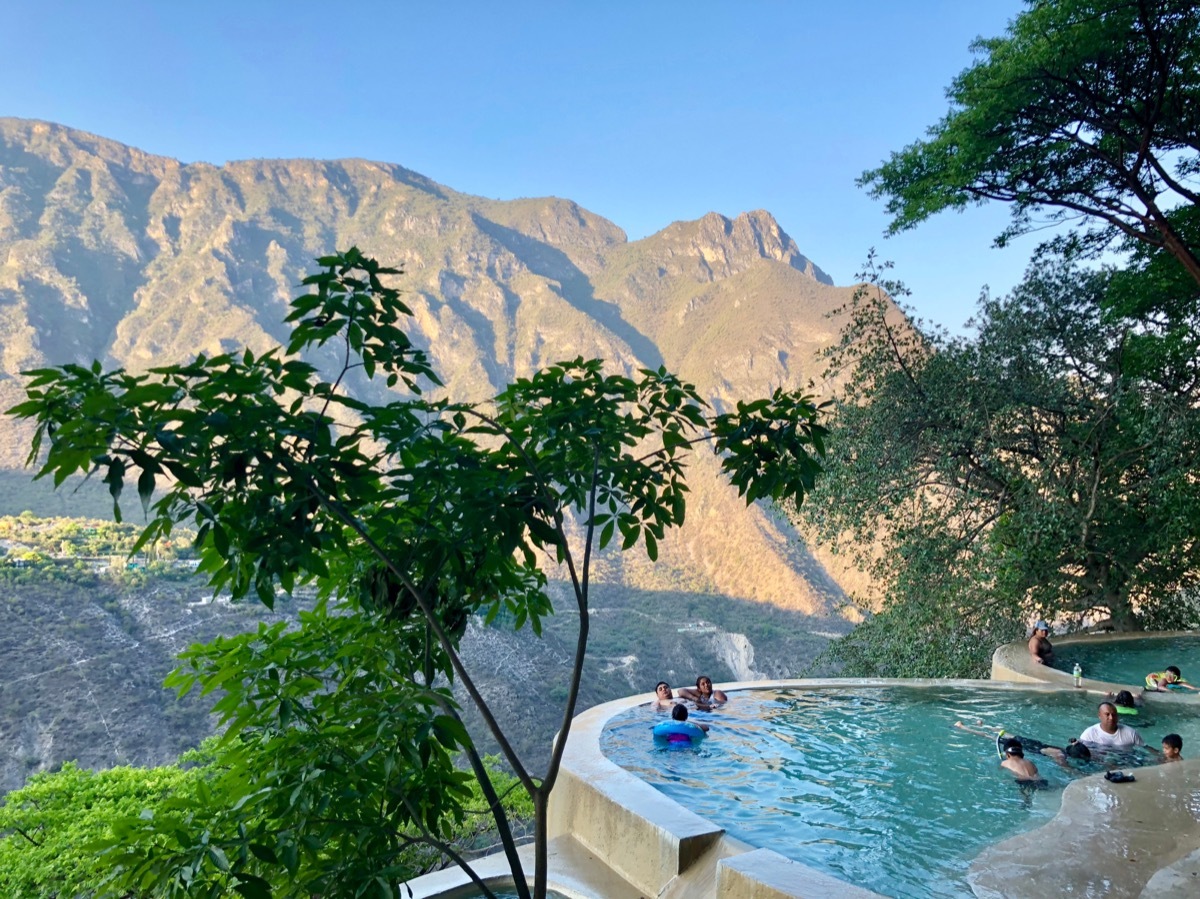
533;788;549;899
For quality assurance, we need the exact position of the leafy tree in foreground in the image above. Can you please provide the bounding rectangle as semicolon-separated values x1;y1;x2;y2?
798;255;1200;678
861;0;1200;287
10;248;826;899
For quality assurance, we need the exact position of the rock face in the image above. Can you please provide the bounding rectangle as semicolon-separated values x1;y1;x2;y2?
0;116;869;618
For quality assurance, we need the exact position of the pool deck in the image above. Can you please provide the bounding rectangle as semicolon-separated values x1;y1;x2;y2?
404;676;1200;898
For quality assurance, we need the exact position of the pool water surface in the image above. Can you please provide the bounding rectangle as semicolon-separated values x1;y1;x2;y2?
600;687;1200;898
1053;635;1200;690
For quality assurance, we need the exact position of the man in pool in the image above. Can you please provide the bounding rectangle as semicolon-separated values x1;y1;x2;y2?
1079;702;1145;750
1145;666;1200;692
1028;620;1054;666
653;681;678;710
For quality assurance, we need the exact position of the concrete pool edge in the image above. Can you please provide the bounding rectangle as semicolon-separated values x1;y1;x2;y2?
553;677;1092;898
404;677;1200;897
991;630;1200;704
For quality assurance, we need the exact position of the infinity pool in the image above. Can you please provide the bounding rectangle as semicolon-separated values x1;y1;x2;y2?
1053;635;1200;690
600;687;1200;898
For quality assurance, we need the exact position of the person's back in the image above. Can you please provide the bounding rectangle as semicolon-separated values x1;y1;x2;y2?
1000;740;1040;781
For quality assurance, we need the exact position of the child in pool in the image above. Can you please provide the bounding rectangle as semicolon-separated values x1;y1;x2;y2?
1000;739;1046;785
1161;733;1183;762
1145;666;1200;692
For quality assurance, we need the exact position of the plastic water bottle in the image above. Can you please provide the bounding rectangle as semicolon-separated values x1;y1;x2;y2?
1073;663;1083;688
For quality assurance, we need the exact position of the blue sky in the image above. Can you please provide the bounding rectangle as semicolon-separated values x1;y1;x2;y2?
3;1;1037;329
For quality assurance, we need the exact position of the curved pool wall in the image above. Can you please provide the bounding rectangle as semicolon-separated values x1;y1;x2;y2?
992;630;1200;704
402;676;1200;898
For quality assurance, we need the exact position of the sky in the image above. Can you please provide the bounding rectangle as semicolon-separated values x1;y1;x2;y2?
2;0;1039;330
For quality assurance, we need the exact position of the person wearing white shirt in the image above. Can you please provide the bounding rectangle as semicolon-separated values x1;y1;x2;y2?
1079;702;1145;750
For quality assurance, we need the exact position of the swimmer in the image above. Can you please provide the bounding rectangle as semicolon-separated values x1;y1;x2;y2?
953;721;1092;770
1161;733;1183;762
653;681;677;710
672;702;709;732
678;675;728;708
1145;666;1200;692
1000;738;1045;785
1080;702;1145;750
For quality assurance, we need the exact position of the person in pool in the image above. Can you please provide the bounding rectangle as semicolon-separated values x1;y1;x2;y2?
953;721;1093;770
999;738;1046;786
1145;666;1200;692
1028;621;1054;666
1080;702;1145;750
678;675;728;708
652;681;678;710
671;702;709;732
1105;689;1142;713
1161;733;1183;762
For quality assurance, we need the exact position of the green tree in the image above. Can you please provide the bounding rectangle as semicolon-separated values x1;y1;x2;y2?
861;0;1200;286
10;248;826;899
799;256;1200;677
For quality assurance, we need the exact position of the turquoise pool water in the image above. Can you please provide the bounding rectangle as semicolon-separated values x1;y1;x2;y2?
601;687;1200;898
1053;635;1200;690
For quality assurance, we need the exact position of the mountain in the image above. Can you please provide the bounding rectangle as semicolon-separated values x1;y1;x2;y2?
0;117;864;616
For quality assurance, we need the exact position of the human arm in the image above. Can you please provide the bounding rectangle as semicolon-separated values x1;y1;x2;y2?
1028;636;1044;663
712;688;729;703
954;720;1001;740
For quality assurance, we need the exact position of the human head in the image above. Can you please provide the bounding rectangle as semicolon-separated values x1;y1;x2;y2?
1065;739;1091;760
655;681;671;699
1098;701;1119;733
671;703;688;722
1002;738;1024;759
1114;690;1135;707
1034;620;1050;635
696;675;713;693
1163;733;1183;759
1166;666;1182;681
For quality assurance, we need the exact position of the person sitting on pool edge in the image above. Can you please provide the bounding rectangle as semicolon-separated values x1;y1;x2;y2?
672;702;709;732
1161;733;1183;762
1000;738;1047;786
1080;702;1145;750
653;681;677;710
1145;666;1200;692
1028;620;1054;666
678;675;728;708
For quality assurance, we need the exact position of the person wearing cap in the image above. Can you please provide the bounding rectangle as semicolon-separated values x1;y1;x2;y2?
999;738;1045;784
1028;621;1054;666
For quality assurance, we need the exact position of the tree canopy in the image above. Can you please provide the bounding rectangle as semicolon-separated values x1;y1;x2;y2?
861;0;1200;286
799;256;1200;677
9;248;826;899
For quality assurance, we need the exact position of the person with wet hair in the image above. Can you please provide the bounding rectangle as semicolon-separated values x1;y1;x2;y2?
678;675;728;708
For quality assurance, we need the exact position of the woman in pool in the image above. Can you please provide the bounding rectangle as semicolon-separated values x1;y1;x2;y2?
678;675;728;708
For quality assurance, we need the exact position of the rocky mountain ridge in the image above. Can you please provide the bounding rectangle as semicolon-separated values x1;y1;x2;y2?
0;116;867;617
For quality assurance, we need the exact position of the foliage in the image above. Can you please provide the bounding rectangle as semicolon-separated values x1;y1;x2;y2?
860;0;1200;286
0;746;531;899
799;255;1200;677
10;248;826;898
0;756;212;899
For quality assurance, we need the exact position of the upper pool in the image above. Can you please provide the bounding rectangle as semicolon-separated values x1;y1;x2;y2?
600;686;1200;898
1052;634;1200;690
